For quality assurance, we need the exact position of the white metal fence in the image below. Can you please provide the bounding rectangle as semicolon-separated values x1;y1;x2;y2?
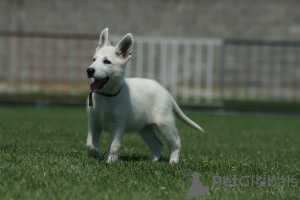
117;37;223;104
0;32;299;105
219;39;300;102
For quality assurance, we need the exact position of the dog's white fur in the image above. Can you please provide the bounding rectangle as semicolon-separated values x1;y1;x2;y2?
86;28;204;163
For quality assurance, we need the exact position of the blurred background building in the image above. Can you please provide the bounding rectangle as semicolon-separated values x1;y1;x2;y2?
0;0;299;112
2;0;300;39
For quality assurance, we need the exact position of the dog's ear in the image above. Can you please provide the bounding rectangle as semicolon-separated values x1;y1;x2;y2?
115;33;134;60
98;28;109;48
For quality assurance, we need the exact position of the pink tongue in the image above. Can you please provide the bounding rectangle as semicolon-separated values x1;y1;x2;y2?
90;80;102;92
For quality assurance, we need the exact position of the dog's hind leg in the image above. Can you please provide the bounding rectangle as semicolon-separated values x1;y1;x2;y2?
87;119;102;159
155;123;181;163
139;125;163;161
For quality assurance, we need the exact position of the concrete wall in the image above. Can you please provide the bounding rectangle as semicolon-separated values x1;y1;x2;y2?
1;0;300;40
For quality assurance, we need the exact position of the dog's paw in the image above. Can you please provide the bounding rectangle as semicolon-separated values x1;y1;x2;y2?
87;146;101;160
150;154;160;162
169;159;179;164
105;155;118;163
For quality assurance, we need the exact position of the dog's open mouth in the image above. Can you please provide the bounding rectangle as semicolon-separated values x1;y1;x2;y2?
90;77;110;92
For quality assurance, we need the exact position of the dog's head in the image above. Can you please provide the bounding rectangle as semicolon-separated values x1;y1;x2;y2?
87;28;133;92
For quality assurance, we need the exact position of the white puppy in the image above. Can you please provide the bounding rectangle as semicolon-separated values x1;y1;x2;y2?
86;28;204;163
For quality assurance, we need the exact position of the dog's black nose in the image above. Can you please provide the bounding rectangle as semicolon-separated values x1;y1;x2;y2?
87;68;95;77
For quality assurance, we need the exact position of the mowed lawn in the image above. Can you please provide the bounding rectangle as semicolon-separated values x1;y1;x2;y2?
0;105;299;200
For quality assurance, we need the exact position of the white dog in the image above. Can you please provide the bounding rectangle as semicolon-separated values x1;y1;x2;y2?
86;28;204;163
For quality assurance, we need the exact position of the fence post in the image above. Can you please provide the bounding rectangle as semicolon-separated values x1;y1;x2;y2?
182;41;191;103
136;41;143;77
194;43;202;104
267;45;275;100
280;46;287;100
147;40;155;79
206;44;214;104
170;40;178;100
244;45;251;99
292;46;299;100
256;45;263;100
160;41;167;87
219;41;226;106
4;35;11;93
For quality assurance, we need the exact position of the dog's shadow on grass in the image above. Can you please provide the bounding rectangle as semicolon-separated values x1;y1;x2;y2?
98;152;169;163
119;154;150;162
120;154;168;162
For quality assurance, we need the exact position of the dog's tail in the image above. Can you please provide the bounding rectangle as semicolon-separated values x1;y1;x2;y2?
172;98;205;133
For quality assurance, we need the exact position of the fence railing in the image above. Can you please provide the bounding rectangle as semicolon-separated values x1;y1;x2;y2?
0;31;299;105
126;37;223;104
220;39;300;102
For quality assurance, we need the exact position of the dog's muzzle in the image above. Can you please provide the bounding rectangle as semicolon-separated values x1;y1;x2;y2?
87;68;95;78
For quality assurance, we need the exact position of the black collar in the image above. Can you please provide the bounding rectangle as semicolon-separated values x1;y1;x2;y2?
88;85;123;107
94;85;122;97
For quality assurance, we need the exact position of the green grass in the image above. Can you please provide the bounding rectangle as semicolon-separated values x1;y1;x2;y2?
0;105;299;200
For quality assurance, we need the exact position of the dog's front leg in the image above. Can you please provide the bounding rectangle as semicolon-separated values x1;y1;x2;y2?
86;119;102;159
105;126;124;163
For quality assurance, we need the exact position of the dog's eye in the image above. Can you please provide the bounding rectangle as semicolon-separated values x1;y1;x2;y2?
103;58;111;65
93;58;96;62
